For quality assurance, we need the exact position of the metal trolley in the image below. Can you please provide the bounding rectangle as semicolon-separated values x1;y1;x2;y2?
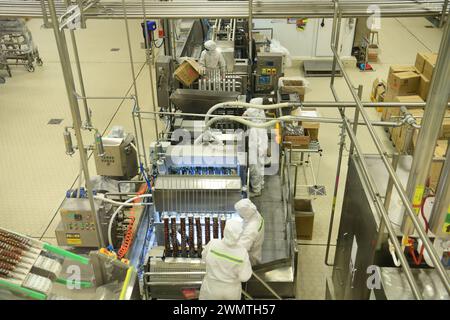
0;18;43;75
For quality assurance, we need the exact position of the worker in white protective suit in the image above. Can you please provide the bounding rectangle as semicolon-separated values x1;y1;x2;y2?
199;40;227;74
234;198;264;265
243;98;268;197
194;129;223;146
199;219;252;300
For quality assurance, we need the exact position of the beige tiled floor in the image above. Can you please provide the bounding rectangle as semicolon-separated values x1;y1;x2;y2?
0;17;444;299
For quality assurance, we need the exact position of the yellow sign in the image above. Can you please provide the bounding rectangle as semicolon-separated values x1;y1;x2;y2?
442;204;450;234
66;233;82;245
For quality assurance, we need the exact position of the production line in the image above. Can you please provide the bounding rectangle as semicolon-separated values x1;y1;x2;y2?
1;0;450;301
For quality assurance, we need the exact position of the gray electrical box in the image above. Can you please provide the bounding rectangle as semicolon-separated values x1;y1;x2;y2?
156;55;173;111
55;198;109;248
94;133;138;179
253;52;284;94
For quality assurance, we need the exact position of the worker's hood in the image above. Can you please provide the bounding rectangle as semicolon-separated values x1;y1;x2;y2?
243;107;265;123
250;97;263;105
204;40;217;51
234;198;258;220
223;219;243;246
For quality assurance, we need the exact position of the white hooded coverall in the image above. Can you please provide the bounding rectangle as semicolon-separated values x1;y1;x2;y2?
199;40;227;74
234;198;265;265
244;98;268;194
194;129;223;146
199;219;252;300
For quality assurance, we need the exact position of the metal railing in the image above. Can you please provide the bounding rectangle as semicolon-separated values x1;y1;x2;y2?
327;1;450;299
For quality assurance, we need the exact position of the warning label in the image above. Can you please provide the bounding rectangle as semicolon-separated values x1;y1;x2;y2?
66;233;82;245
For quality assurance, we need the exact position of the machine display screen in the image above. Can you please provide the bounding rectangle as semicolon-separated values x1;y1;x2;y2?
266;61;274;67
258;75;271;85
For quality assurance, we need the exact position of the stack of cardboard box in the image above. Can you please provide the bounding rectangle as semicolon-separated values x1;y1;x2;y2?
414;52;437;100
379;52;449;190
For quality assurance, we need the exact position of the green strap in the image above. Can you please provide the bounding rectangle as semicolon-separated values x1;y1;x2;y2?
0;278;47;300
211;249;243;264
258;217;264;232
43;243;89;265
55;278;93;288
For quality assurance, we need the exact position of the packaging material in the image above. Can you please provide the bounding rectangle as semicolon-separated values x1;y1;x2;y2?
387;65;417;85
429;140;448;190
422;53;438;80
371;78;387;112
173;59;201;86
388;71;420;96
367;44;379;62
418;75;431;101
414;52;437;73
284;129;310;148
291;107;321;140
270;39;292;68
278;76;310;102
293;199;314;240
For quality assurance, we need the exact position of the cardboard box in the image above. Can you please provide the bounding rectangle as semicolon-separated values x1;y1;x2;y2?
388;71;420;96
279;79;306;102
422;53;438;80
291;108;320;140
293;199;314;240
284;129;311;148
367;44;379;62
387;65;417;85
418;75;431;101
173;59;201;86
430;140;448;190
414;52;437;73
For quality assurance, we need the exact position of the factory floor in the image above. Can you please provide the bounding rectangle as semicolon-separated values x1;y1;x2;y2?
0;17;444;299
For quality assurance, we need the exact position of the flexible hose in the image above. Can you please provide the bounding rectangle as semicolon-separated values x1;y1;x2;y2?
204;101;301;123
107;194;152;247
204;114;336;130
117;184;148;259
94;195;148;207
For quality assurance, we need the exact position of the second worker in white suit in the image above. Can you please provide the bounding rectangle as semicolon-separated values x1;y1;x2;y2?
199;40;227;74
199;219;252;300
243;98;268;197
234;198;265;265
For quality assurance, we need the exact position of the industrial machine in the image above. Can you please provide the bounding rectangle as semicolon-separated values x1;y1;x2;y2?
144;140;247;298
55;197;109;248
93;132;138;179
253;52;284;95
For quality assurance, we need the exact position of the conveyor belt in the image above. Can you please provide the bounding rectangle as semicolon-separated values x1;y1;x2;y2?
251;174;289;263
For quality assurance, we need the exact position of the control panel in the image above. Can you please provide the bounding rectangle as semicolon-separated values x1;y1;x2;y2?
55;197;108;248
253;52;284;94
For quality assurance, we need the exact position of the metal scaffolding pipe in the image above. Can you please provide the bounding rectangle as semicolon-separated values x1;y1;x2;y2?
401;17;450;236
429;147;450;238
47;0;105;247
330;7;450;295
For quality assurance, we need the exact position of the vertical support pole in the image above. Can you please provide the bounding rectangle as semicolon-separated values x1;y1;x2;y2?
324;2;344;266
248;0;253;62
376;153;400;250
348;85;363;156
429;147;450;238
439;0;449;28
47;0;105;247
141;0;160;138
401;17;450;235
121;0;149;169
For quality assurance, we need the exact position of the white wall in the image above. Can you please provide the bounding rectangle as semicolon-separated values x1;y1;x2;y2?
253;18;356;58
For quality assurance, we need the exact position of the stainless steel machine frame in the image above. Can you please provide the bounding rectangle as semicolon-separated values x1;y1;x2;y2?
9;0;449;299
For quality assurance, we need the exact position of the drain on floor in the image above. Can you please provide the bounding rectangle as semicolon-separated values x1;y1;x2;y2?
47;119;63;125
110;48;120;52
